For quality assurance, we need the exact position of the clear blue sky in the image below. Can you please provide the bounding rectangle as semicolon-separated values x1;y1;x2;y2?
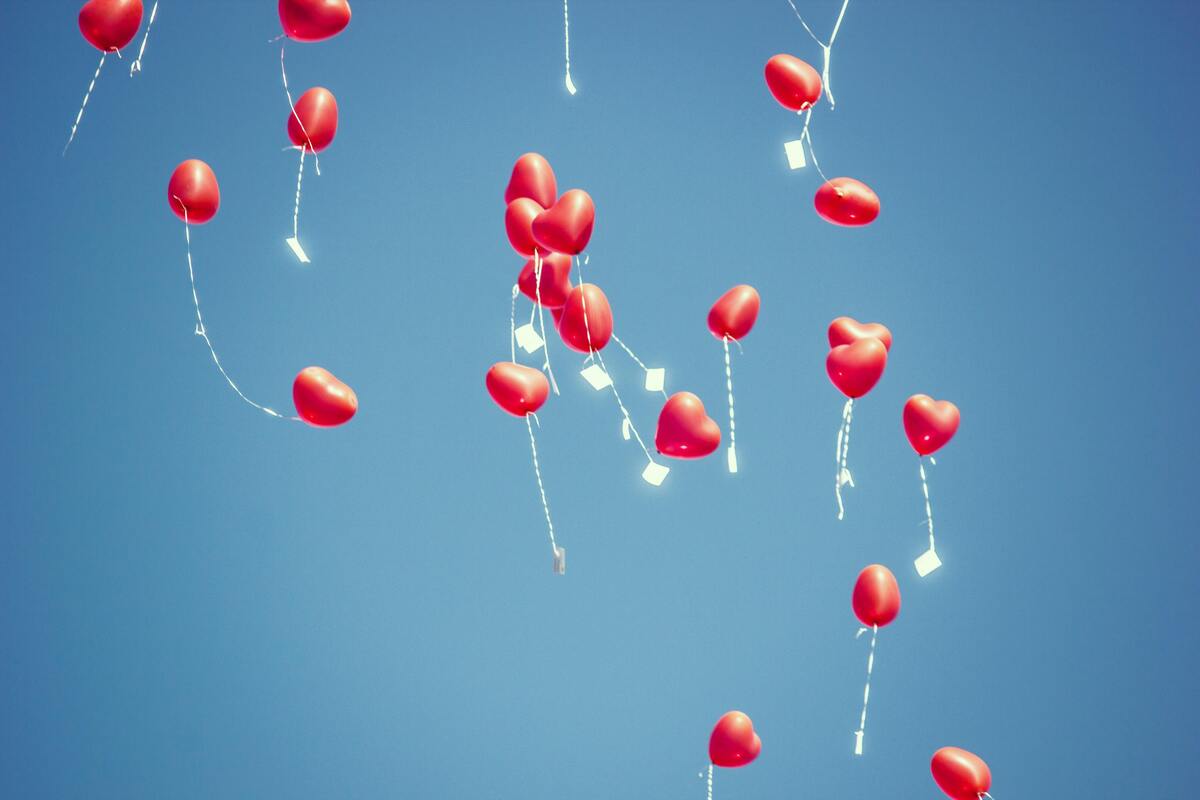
1;1;1198;797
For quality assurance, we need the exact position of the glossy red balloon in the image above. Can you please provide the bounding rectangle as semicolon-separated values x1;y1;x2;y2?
505;198;544;258
518;253;573;309
532;189;595;255
903;395;960;456
931;747;991;800
486;362;549;417
852;564;901;627
828;316;892;352
709;711;761;768
764;54;822;111
504;153;558;210
293;366;357;427
279;0;351;42
656;392;721;459
287;87;339;152
815;178;880;227
558;283;612;353
708;285;761;341
167;159;220;224
826;338;887;399
78;0;143;51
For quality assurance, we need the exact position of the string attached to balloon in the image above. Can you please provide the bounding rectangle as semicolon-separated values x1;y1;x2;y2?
903;394;960;576
834;397;855;519
563;0;577;94
128;1;158;75
705;763;713;800
280;47;324;263
707;285;760;473
850;565;899;757
913;457;941;576
785;0;851;108
64;52;109;155
526;251;561;394
826;318;890;517
853;623;877;755
610;334;667;396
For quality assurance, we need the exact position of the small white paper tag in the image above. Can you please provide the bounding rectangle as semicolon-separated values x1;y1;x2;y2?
854;730;864;756
641;461;670;486
727;445;738;474
914;548;943;577
621;418;631;440
784;139;807;170
644;368;665;393
552;545;566;575
838;467;854;488
514;323;544;354
580;363;612;390
285;237;311;263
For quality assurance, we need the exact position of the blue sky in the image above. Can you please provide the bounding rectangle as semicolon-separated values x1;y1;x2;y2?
1;1;1198;797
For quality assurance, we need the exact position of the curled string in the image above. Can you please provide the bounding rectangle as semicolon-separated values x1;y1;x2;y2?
919;457;935;554
835;398;854;519
533;251;560;395
706;763;713;800
563;0;577;94
798;108;831;183
280;47;320;176
784;0;852;108
525;413;560;565
723;335;738;469
853;623;878;755
129;1;159;75
176;199;299;421
610;333;668;400
63;52;108;155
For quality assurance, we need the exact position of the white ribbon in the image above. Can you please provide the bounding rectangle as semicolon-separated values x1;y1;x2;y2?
853;623;878;755
63;52;108;155
563;0;577;94
129;1;159;76
835;398;855;519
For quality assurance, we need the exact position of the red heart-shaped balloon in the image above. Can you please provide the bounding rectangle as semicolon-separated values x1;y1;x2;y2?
852;564;901;628
486;362;549;417
656;392;720;459
505;198;544;258
518;253;573;309
279;0;351;42
79;0;143;52
815;177;880;227
504;153;558;210
931;747;991;800
828;316;892;351
708;285;761;341
709;711;761;768
826;339;887;399
558;283;612;353
167;159;220;224
903;395;960;456
532;189;595;255
287;86;339;152
293;366;357;427
764;53;822;111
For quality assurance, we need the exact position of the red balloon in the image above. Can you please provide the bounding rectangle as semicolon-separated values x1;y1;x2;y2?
78;0;143;52
532;189;595;255
518;253;573;309
504;153;558;210
828;316;892;352
287;87;339;152
826;338;887;399
279;0;351;42
486;362;549;417
293;366;357;427
903;395;960;456
931;747;991;800
764;54;822;112
852;564;901;627
167;159;220;224
708;285;761;341
814;178;880;227
558;284;612;353
709;711;761;768
655;392;721;459
504;198;544;258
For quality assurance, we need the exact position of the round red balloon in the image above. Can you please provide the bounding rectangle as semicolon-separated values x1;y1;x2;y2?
826;338;887;399
532;189;595;255
518;253;573;309
709;711;761;768
558;283;612;353
931;747;991;800
504;153;558;210
78;0;143;52
293;366;357;427
828;316;892;352
279;0;351;42
505;198;544;258
764;54;822;111
656;392;721;459
708;285;761;341
815;178;880;227
287;87;339;152
852;564;901;627
903;395;960;456
486;362;549;417
167;159;220;224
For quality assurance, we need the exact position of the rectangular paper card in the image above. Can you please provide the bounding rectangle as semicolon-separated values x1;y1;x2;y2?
514;323;544;354
580;363;613;390
784;140;807;170
621;418;631;441
285;237;311;263
552;546;566;575
854;731;864;756
914;548;943;577
727;446;738;474
644;368;666;393
641;461;670;487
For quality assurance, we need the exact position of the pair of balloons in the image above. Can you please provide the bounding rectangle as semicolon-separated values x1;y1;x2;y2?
826;316;892;399
505;154;596;258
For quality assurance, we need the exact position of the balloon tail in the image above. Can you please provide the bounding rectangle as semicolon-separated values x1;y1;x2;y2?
723;335;739;473
63;52;107;155
706;762;713;800
525;413;564;574
533;252;560;395
610;333;667;397
835;398;855;519
129;1;158;75
913;457;942;576
284;146;313;263
853;623;878;755
563;0;577;94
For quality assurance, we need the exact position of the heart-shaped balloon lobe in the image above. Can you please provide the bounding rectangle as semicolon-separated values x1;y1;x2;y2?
486;362;549;417
518;253;573;309
815;178;880;226
504;153;558;209
826;338;887;398
764;53;822;111
79;0;143;51
532;189;595;255
708;285;761;341
279;0;351;42
505;198;544;258
167;159;220;224
828;316;892;351
903;395;960;456
558;284;613;353
656;392;721;459
852;564;901;628
709;711;761;768
287;87;338;152
931;747;991;800
293;366;357;427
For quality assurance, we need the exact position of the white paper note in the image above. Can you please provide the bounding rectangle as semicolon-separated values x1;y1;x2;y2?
784;139;807;170
727;446;738;474
514;323;544;354
621;418;631;441
914;548;943;577
641;461;669;486
285;237;311;263
644;368;665;393
854;730;864;756
552;545;566;575
580;363;613;390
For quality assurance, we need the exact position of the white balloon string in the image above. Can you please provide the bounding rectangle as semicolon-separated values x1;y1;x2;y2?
563;0;577;94
63;52;107;155
835;398;854;519
610;333;668;400
784;0;851;109
706;763;713;800
798;108;831;183
919;457;936;553
509;284;519;363
533;251;560;395
129;1;158;76
853;623;878;755
525;413;561;569
723;335;737;470
280;47;320;176
292;146;306;240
